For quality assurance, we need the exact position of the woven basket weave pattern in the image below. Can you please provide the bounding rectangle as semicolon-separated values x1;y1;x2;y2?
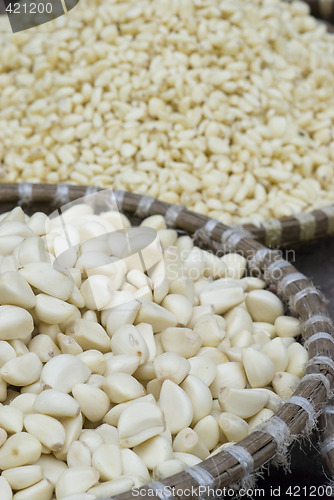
0;183;333;499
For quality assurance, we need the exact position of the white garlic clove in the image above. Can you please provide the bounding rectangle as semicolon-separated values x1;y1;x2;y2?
0;305;34;341
159;380;193;434
218;387;269;419
55;467;99;500
118;401;165;448
0;352;42;386
0;432;42;470
24;414;66;452
245;290;284;324
40;354;91;393
33;389;80;418
19;262;74;301
242;347;275;388
0;271;36;309
72;383;110;422
2;465;43;491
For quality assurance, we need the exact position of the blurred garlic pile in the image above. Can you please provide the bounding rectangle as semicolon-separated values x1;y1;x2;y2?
0;202;307;499
1;0;334;224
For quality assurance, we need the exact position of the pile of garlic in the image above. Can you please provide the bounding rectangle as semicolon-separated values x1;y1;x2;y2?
0;204;307;500
1;0;334;224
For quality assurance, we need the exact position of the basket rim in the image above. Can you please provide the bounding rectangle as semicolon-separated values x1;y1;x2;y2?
0;182;333;499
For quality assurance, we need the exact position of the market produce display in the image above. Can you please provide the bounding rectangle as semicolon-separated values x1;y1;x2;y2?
0;202;307;499
0;0;334;225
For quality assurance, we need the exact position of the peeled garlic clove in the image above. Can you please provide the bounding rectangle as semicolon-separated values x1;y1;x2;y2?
0;271;36;309
146;378;163;400
172;427;210;460
135;300;177;333
218;412;249;442
218;387;269;419
55;467;99;500
153;458;187;480
160;327;202;358
104;354;139;377
193;314;225;347
0;432;42;469
80;275;115;311
0;475;12;500
103;394;156;427
24;414;65;452
34;294;78;325
10;393;37;415
242;347;275;388
120;448;150;483
209;362;247;398
104;299;141;336
12;478;54;500
87;477;135;498
103;373;145;404
262;337;288;372
9;340;29;357
188;355;216;386
79;430;104;454
133;435;173;470
34;454;68;485
193;415;220;451
72;383;110;422
230;330;254;348
53;413;83;461
91;444;122;481
28;335;61;363
253;322;276;339
95;424;119;446
77;350;106;375
224;306;254;338
118;401;165;448
245;290;284;323
274;315;301;338
14;236;48;266
40;354;91;393
0;305;34;341
180;374;213;425
220;253;247;279
2;465;43;490
57;333;82;356
198;347;229;365
0;340;16;367
173;452;202;466
272;372;300;400
33;389;80;418
168;277;197;306
136;323;156;362
153;352;190;385
110;325;149;365
247;408;275;432
1;352;42;386
199;280;245;314
159;380;193;434
66;319;110;353
161;294;193;326
286;343;308;378
254;388;281;413
67;441;91;468
0;405;23;433
19;262;74;301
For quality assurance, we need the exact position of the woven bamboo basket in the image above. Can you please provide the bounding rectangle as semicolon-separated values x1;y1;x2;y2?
0;181;333;499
